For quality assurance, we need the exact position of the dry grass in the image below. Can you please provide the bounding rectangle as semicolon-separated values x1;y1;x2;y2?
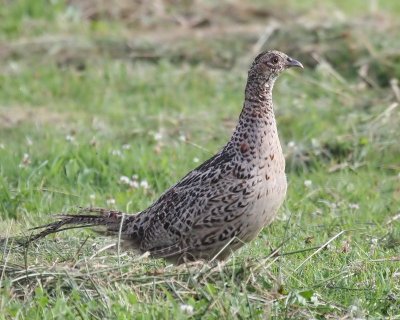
1;0;400;318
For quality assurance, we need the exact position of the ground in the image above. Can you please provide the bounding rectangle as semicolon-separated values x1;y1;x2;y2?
0;0;399;319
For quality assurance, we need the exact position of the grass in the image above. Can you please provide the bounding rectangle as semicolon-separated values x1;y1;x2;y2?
1;0;400;319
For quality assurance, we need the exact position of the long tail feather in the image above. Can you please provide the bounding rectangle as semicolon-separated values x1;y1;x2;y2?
27;207;126;243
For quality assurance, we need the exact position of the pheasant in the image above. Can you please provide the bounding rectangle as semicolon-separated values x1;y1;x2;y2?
30;50;303;264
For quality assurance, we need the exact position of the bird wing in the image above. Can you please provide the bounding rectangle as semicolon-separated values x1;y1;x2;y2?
137;146;256;257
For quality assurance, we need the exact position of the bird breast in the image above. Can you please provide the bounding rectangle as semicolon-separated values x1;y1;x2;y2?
235;137;287;242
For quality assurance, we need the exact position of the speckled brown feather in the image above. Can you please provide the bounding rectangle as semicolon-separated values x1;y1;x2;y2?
28;50;303;264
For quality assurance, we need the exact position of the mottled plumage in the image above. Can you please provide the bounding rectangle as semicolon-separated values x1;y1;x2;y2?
31;50;303;264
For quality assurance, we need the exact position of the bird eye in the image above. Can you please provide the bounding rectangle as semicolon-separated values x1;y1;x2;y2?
271;56;279;64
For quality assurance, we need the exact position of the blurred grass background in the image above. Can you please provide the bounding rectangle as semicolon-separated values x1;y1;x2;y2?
0;0;399;319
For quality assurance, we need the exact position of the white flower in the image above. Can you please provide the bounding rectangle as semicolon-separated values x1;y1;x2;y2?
310;294;319;305
89;194;96;201
65;135;75;142
288;141;296;148
131;174;139;181
0;143;4;149
349;305;358;314
119;176;130;184
179;134;186;142
111;150;122;157
129;180;139;188
153;132;163;141
304;180;312;187
106;198;116;206
193;157;200;163
311;138;320;148
180;304;194;315
8;61;20;72
26;136;33;146
19;153;31;167
349;203;359;210
122;144;131;150
140;180;149;189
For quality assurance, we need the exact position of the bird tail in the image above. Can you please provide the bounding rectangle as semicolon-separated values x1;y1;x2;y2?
27;207;126;244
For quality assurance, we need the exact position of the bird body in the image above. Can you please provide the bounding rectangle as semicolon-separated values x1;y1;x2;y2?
31;50;303;264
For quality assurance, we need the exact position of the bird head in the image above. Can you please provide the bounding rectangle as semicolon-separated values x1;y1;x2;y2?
249;50;303;81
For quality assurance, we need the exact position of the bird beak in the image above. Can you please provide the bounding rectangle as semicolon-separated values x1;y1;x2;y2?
286;57;304;69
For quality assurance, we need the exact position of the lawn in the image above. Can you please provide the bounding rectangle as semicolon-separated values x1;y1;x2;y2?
0;0;399;319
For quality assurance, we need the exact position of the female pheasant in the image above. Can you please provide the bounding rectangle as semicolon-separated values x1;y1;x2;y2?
31;50;303;264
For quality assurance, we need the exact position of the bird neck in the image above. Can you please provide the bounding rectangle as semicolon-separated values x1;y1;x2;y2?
229;75;283;167
238;75;277;132
244;75;275;109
